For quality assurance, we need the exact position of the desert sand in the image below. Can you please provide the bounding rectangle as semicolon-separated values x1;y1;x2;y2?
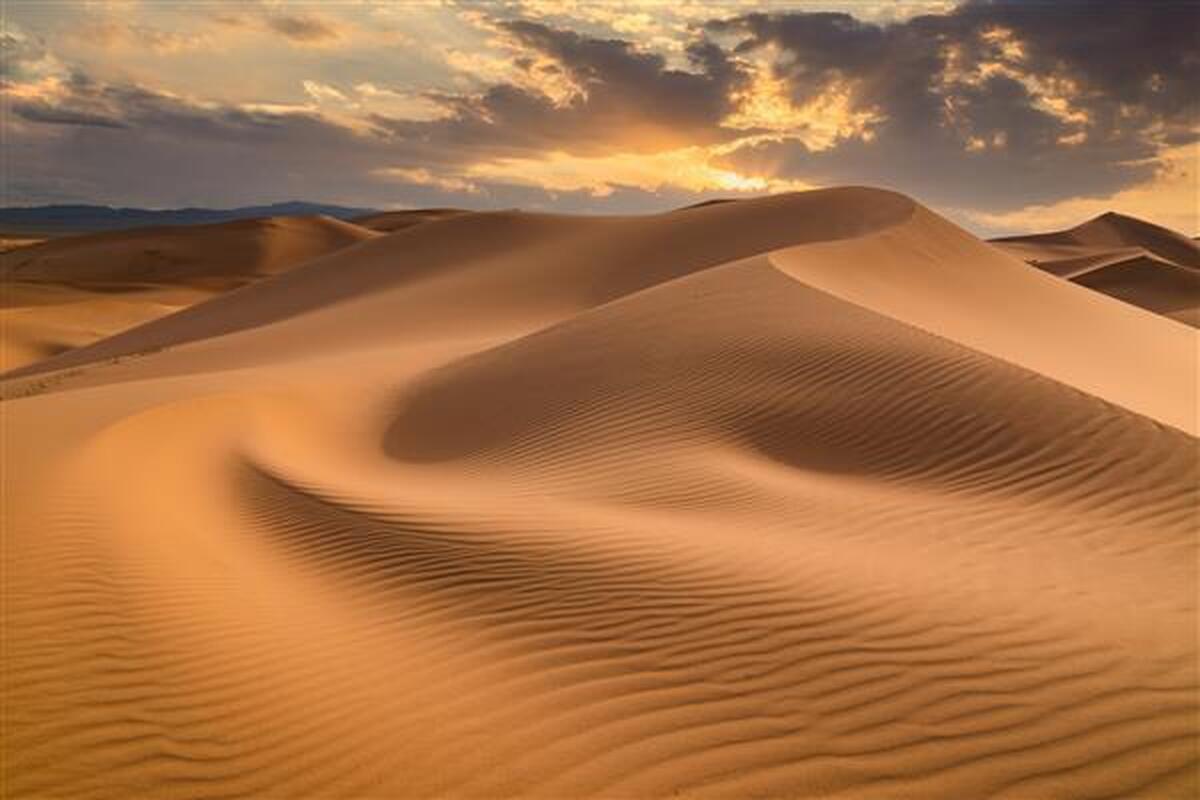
1;188;1197;799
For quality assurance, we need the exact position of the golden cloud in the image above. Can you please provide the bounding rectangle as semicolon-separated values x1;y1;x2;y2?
443;47;582;107
723;56;882;151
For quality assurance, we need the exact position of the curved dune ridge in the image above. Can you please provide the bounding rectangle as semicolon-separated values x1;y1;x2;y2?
993;212;1200;327
2;188;1197;799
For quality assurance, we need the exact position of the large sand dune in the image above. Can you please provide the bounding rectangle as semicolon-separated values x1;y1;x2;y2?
2;188;1197;799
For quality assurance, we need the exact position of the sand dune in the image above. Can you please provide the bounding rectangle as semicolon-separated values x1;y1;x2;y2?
2;188;1197;799
0;282;204;372
994;212;1200;327
0;215;376;372
0;188;916;383
0;214;376;288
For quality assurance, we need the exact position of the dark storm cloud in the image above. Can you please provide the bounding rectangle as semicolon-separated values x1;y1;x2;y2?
709;0;1199;210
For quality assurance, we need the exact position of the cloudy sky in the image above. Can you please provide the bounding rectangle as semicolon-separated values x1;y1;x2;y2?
2;0;1196;234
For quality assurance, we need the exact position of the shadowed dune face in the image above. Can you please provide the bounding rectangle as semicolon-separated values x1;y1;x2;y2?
1072;257;1200;326
2;188;1198;799
386;260;1149;485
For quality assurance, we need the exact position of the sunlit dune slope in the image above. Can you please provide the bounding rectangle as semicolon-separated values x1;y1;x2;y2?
993;212;1200;327
2;188;1196;800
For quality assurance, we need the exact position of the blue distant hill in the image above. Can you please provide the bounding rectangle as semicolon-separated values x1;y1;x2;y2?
0;201;378;236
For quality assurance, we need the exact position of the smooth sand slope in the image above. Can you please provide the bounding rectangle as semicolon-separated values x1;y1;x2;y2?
2;188;1197;799
993;212;1200;327
0;215;376;371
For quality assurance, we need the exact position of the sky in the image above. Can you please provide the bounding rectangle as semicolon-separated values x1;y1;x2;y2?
2;0;1196;235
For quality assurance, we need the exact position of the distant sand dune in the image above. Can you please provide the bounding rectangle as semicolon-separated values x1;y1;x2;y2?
994;212;1200;327
0;213;376;288
0;215;376;372
2;188;1197;799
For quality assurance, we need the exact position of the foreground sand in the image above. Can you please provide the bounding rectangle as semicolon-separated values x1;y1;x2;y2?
2;188;1197;799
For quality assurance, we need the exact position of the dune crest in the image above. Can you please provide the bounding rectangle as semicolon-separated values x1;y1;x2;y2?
2;187;914;383
3;188;1197;799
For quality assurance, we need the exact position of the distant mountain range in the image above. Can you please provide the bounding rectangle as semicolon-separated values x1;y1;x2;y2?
0;201;378;236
